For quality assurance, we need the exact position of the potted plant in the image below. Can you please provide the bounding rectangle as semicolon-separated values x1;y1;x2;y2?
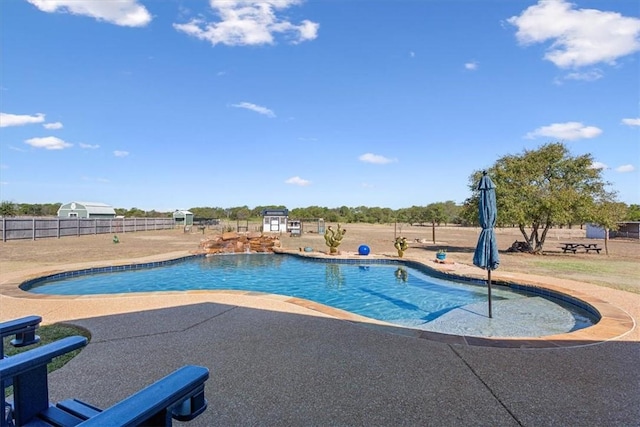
394;237;409;258
436;249;447;261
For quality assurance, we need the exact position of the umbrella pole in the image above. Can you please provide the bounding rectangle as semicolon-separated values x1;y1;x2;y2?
487;270;493;318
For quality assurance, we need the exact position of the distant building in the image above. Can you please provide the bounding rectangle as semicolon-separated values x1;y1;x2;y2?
611;221;640;240
585;223;606;239
586;222;640;240
57;201;116;219
262;209;288;232
173;209;194;227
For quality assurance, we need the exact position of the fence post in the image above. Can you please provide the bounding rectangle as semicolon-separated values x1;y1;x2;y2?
2;217;5;242
32;217;36;241
57;218;60;239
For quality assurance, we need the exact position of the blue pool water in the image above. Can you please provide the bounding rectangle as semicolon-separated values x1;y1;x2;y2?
25;254;597;336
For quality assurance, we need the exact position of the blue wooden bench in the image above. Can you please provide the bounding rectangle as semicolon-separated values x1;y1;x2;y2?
1;335;209;426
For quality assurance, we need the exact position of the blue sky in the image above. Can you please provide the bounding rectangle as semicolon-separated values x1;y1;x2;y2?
1;0;638;212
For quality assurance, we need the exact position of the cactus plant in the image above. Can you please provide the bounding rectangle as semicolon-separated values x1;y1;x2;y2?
394;236;408;257
324;224;347;254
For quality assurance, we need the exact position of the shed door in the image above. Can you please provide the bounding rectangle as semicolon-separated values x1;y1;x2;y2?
270;217;280;231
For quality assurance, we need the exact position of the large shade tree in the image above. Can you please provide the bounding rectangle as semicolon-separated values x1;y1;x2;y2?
465;143;618;253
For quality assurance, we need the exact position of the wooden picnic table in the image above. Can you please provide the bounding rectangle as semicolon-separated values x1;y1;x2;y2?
559;242;601;254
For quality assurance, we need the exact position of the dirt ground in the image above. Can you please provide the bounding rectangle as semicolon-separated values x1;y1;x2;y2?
1;223;638;293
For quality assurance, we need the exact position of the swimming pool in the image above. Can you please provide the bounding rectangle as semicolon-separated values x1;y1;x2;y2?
23;254;598;337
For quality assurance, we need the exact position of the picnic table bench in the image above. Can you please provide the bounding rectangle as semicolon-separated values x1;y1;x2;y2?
559;243;602;254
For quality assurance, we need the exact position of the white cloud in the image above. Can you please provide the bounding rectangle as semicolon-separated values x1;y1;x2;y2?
525;121;602;140
0;112;45;127
113;150;129;157
358;153;397;165
232;102;276;118
173;0;319;47
590;161;607;170
563;69;604;82
285;176;310;186
464;61;478;70
43;121;63;129
622;118;640;126
615;164;635;173
79;143;100;149
27;0;151;27
25;136;72;150
409;51;415;58
508;0;640;68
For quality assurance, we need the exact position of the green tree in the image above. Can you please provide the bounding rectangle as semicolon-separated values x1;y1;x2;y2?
403;206;426;226
626;204;640;221
439;200;462;224
589;201;627;255
0;200;17;217
466;143;615;253
125;207;145;217
17;203;43;216
425;204;447;243
458;199;478;227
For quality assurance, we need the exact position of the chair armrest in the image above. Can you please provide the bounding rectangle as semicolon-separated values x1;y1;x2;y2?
79;365;209;426
0;315;42;337
0;315;42;355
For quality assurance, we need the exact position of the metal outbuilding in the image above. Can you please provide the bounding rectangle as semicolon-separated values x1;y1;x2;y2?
586;221;640;240
611;221;640;239
173;210;194;227
57;201;116;219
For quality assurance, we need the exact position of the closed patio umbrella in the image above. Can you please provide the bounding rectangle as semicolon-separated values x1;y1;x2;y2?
473;171;500;318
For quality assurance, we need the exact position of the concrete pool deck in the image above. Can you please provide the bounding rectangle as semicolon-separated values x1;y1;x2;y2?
1;250;639;425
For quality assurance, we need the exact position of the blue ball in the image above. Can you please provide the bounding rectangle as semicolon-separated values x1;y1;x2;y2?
358;245;370;256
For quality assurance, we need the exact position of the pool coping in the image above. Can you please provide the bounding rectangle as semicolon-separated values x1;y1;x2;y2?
1;249;635;349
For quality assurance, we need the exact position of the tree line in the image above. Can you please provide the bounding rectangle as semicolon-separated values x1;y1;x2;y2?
1;143;639;253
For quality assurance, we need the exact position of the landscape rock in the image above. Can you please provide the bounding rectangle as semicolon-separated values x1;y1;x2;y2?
198;233;281;255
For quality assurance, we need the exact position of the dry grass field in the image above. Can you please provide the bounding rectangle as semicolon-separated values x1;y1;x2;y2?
1;222;638;294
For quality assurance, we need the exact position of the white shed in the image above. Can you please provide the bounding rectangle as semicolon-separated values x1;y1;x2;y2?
262;209;288;232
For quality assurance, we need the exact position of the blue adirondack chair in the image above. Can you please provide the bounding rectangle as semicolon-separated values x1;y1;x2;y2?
1;316;42;427
1;317;209;427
